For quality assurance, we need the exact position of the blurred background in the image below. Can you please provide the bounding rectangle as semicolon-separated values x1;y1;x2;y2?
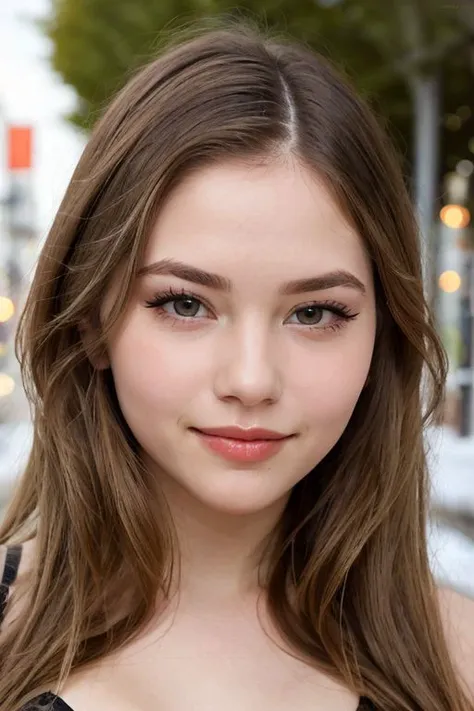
1;0;474;593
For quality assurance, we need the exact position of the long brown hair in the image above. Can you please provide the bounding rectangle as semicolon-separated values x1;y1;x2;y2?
0;16;465;711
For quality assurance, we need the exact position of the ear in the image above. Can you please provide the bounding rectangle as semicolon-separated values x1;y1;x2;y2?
79;318;110;370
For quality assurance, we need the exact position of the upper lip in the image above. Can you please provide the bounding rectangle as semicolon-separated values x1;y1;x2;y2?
194;426;291;441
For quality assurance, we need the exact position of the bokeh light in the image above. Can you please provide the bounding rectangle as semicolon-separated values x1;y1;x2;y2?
439;270;462;293
445;114;463;131
0;373;15;397
456;159;474;178
440;205;471;229
0;297;14;323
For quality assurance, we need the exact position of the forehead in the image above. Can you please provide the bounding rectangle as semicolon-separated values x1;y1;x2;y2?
145;158;372;289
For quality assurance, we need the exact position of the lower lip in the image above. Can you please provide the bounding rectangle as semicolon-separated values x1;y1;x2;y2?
192;430;290;463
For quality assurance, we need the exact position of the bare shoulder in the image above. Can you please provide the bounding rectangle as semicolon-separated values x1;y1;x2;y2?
437;585;474;694
0;538;36;632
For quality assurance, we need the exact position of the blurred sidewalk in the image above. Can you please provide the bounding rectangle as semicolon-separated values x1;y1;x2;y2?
427;427;474;596
0;419;32;503
429;427;474;510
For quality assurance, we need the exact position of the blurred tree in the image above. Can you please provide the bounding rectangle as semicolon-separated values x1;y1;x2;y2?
44;0;474;177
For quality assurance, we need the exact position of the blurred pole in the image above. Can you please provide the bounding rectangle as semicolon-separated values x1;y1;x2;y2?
442;172;473;436
412;72;441;309
5;126;34;306
0;104;7;290
459;245;473;436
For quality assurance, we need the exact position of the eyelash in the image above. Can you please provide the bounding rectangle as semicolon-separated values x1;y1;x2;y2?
144;287;359;333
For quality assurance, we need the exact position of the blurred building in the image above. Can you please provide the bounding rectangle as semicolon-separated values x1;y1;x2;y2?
0;115;37;423
437;164;474;436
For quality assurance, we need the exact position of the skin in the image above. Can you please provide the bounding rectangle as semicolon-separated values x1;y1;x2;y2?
101;156;377;603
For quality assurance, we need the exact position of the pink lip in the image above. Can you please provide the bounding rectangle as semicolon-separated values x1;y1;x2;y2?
191;428;293;463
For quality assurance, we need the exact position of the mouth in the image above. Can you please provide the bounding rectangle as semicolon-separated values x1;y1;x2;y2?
190;428;295;463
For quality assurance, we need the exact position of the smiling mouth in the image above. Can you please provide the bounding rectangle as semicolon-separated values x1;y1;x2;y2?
190;428;294;463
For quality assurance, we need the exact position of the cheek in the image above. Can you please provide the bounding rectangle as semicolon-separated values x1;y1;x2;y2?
108;318;202;419
293;333;374;426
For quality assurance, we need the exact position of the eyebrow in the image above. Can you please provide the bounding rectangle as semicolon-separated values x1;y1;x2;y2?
137;258;366;296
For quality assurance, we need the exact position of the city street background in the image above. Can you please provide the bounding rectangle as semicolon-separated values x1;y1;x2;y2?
1;0;474;595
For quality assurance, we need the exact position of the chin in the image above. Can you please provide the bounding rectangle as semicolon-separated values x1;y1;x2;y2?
187;477;290;517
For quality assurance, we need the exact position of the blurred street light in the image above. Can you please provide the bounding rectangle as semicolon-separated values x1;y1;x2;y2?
0;297;14;324
439;270;462;293
457;160;474;178
0;374;14;398
440;205;471;229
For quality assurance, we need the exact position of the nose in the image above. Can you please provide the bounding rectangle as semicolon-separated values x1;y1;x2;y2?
213;318;283;407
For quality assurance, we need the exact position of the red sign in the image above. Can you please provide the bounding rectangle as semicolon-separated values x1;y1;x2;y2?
7;126;32;170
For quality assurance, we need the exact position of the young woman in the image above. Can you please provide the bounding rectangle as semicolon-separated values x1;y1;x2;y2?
1;17;473;711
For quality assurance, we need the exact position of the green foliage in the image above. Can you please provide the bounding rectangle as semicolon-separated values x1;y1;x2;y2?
43;0;474;173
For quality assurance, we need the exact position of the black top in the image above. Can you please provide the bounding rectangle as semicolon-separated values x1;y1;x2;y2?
1;545;375;710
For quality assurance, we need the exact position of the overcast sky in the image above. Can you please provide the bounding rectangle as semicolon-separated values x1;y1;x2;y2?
0;0;86;239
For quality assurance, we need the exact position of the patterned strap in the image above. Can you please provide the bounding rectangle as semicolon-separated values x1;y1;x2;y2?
0;544;23;626
23;692;75;710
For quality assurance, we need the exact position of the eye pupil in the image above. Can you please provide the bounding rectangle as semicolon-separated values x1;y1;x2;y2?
297;306;323;325
175;297;200;317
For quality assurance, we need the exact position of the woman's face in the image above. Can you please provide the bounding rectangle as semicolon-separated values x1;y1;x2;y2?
104;158;376;515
